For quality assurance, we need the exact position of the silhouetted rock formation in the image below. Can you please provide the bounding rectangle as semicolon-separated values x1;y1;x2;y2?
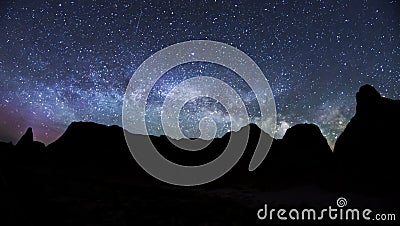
15;127;45;154
334;84;400;192
3;84;399;193
16;128;33;147
209;123;274;186
46;122;136;174
258;123;333;189
1;84;400;225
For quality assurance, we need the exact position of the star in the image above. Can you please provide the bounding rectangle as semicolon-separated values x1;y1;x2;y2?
0;0;398;149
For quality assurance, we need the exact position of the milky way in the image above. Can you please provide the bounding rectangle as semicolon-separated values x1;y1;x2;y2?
0;0;399;147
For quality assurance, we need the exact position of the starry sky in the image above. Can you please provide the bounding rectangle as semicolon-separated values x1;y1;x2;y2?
0;0;399;147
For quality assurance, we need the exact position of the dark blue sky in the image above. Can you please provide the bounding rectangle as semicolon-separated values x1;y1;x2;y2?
0;0;399;147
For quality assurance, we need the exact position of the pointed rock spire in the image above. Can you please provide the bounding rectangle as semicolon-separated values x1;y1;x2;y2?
16;127;33;148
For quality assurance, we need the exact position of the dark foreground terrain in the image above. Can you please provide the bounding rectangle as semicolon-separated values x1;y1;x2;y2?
1;85;399;225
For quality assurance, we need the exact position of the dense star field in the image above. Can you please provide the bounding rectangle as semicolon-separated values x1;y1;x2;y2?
0;0;399;147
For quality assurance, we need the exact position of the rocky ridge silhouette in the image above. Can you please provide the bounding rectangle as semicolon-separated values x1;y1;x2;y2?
0;84;399;225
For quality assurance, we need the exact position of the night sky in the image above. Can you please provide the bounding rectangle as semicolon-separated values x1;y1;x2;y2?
0;0;399;147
